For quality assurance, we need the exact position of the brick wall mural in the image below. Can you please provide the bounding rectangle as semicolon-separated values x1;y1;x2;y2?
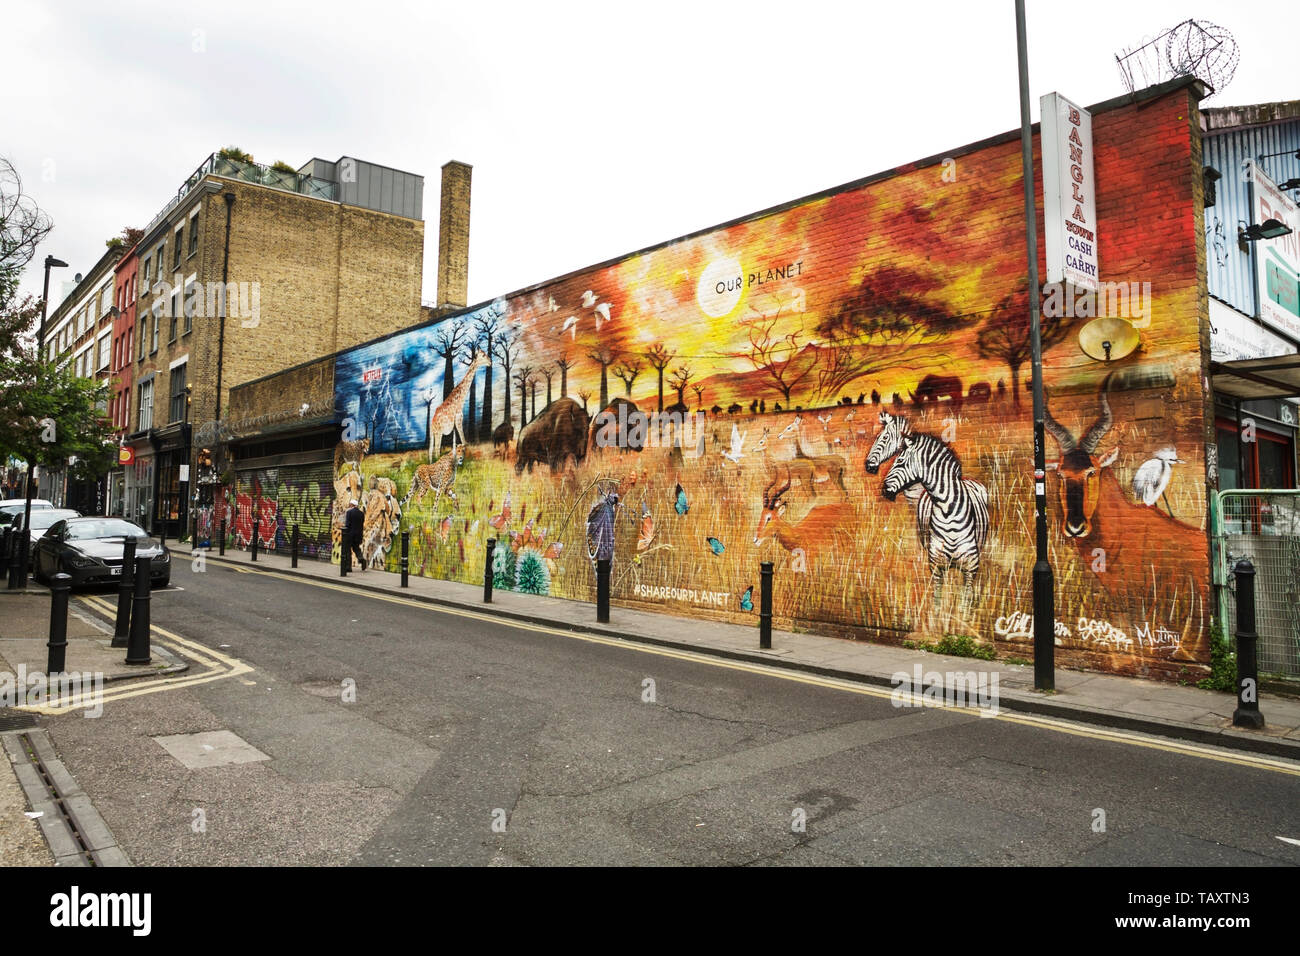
330;85;1211;679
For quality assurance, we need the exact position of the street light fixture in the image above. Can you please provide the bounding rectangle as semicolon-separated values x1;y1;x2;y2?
1239;218;1294;242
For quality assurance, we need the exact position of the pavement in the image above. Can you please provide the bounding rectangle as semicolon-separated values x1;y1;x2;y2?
188;545;1300;761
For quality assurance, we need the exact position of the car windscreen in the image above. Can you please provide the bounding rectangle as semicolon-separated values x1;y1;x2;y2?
30;511;79;530
66;520;148;541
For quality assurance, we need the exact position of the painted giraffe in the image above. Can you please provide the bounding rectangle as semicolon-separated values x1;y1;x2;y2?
428;352;487;460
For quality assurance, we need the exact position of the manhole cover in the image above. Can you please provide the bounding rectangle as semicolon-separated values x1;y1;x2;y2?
0;711;38;732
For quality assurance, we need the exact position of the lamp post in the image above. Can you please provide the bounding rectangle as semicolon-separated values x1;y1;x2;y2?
1015;0;1055;691
17;255;68;588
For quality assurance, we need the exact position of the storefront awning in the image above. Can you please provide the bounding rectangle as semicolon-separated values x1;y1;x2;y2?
1210;357;1300;400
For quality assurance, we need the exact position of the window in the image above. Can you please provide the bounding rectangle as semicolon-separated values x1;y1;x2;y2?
151;304;160;353
141;257;151;289
188;213;200;255
173;227;183;269
169;291;180;341
183;281;195;333
97;333;110;371
155;243;166;282
169;364;188;423
138;380;153;431
138;314;147;361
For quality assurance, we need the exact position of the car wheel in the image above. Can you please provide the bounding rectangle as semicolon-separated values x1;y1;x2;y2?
152;574;170;589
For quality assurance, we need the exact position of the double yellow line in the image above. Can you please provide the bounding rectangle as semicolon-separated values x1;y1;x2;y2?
13;594;253;715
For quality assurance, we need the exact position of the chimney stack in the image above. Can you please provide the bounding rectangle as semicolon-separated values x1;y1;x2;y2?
436;160;472;313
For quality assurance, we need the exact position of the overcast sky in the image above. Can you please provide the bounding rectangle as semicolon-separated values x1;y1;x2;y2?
6;1;1294;311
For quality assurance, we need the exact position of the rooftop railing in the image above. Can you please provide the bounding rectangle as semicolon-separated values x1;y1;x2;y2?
144;153;339;235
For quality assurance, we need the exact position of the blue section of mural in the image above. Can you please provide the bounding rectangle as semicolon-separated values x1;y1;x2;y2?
334;301;503;452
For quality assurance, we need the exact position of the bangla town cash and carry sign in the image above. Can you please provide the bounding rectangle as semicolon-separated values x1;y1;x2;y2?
1247;160;1300;339
1041;92;1098;292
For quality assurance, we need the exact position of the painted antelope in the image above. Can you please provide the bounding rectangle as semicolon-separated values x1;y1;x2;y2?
1043;379;1209;660
882;431;989;601
757;426;822;497
784;416;848;493
753;468;854;564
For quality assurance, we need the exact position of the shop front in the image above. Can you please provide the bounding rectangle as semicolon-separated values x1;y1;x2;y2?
152;424;191;541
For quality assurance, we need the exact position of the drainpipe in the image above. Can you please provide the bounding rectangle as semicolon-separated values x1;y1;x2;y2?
214;192;235;425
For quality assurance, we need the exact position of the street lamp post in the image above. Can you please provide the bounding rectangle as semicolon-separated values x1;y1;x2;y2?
1015;0;1055;690
17;255;68;588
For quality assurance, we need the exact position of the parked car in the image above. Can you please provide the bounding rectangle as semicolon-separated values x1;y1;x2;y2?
9;509;81;567
0;499;54;526
32;517;171;589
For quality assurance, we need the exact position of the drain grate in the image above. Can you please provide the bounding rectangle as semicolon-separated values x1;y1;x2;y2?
0;711;38;732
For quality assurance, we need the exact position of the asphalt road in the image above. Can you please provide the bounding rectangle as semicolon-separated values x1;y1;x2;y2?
39;562;1300;867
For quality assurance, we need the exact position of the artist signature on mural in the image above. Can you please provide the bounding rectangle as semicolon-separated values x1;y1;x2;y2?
993;610;1178;653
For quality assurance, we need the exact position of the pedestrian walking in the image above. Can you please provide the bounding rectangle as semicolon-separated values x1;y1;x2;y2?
344;498;365;572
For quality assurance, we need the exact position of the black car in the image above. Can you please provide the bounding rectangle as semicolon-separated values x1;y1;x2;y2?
33;517;171;589
9;508;81;568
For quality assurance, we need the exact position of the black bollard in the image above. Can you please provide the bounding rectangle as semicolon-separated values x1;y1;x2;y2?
158;518;166;548
251;516;260;562
400;529;409;588
112;538;137;648
218;517;226;557
125;555;152;665
1232;558;1265;729
759;560;774;649
596;558;611;623
291;523;299;568
483;538;496;602
46;573;71;675
1;526;11;589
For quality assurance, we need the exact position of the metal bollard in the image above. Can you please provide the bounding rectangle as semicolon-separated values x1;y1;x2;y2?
1232;558;1265;729
596;558;611;623
251;516;260;562
125;556;152;665
483;538;496;602
46;573;71;675
158;518;166;547
112;538;137;648
341;533;350;576
291;524;299;569
759;560;773;649
400;529;409;588
14;527;31;590
218;518;226;556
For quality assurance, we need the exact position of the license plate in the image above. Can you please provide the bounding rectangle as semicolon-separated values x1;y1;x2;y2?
109;566;121;575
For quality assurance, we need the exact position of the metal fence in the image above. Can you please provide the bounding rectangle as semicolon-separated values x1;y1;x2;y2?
1213;490;1300;679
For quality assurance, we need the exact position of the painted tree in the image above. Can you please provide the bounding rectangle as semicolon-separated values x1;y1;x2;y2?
429;318;467;452
541;366;555;410
494;327;521;429
975;283;1071;407
514;365;534;429
587;345;616;412
740;314;817;405
473;311;501;438
555;353;575;399
812;264;960;401
577;388;592;414
667;364;693;409
612;356;643;399
459;335;483;442
692;383;705;410
644;343;675;412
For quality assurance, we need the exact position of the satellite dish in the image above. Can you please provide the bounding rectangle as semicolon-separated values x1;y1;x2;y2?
74;273;83;283
1079;317;1140;362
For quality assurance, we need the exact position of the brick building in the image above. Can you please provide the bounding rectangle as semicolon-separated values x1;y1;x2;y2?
118;151;427;540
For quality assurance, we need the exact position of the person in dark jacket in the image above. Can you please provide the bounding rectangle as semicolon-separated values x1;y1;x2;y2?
344;499;365;571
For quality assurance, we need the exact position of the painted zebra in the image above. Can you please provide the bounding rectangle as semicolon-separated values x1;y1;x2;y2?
864;410;909;474
881;431;990;601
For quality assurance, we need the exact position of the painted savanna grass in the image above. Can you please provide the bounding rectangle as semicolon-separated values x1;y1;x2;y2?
353;401;1209;671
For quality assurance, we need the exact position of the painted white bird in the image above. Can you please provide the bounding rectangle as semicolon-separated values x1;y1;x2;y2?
722;424;747;463
1133;445;1184;517
561;315;578;339
548;295;559;313
593;302;611;327
817;413;833;429
581;290;597;308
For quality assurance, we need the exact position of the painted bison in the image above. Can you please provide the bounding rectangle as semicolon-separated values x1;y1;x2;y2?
516;398;589;474
589;397;648;454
